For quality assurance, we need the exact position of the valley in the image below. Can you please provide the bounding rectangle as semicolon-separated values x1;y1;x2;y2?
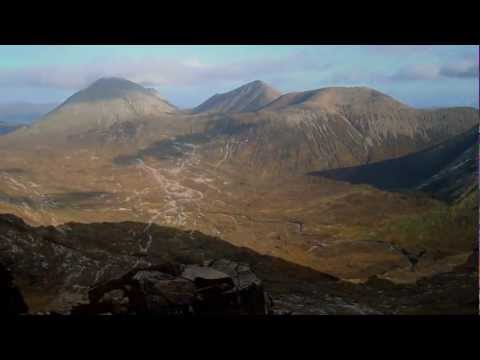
0;77;478;314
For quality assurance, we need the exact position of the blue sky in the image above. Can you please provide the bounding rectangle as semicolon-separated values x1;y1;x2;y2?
0;45;478;109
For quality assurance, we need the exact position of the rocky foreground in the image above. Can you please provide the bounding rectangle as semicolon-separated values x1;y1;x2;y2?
1;213;477;315
72;260;272;315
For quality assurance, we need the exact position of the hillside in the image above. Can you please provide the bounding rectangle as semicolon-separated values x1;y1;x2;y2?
1;213;476;315
312;125;478;198
154;91;478;176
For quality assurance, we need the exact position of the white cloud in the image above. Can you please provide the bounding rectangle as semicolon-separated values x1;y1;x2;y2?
388;57;478;81
439;59;479;78
390;63;440;81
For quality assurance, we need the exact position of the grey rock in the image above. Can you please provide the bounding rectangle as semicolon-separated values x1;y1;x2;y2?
72;260;271;315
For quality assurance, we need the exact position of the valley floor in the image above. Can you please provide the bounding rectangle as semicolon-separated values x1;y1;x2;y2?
0;144;477;285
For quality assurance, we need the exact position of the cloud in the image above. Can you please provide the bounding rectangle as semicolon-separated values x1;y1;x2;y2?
439;60;479;78
390;64;440;81
0;51;332;92
364;45;435;53
389;58;478;81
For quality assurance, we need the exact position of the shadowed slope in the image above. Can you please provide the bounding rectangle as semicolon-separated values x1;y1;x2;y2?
0;213;476;315
310;126;478;198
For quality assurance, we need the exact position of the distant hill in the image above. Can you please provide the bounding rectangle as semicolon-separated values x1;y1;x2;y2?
0;102;57;125
193;80;281;113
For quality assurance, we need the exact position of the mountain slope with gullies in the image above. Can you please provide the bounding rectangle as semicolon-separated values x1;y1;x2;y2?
2;80;477;177
193;80;281;113
1;77;177;144
184;87;478;176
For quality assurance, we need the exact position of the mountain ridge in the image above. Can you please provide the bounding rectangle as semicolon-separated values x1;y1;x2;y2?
261;86;412;112
1;78;477;177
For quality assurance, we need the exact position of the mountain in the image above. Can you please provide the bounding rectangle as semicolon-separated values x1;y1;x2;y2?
193;80;281;113
4;84;477;172
0;102;57;125
10;77;177;139
156;87;479;177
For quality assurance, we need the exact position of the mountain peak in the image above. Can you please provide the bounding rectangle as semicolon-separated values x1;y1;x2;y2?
88;77;143;90
23;77;177;137
262;86;410;112
64;77;151;105
243;80;267;87
193;80;281;113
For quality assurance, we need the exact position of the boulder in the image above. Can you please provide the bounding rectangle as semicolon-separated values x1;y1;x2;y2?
72;260;272;315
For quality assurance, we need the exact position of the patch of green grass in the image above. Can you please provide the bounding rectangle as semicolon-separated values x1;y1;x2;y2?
369;191;478;252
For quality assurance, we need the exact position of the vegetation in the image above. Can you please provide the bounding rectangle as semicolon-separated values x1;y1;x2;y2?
370;189;478;253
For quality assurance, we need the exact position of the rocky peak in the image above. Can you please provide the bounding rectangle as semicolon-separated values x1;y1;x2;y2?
193;80;281;113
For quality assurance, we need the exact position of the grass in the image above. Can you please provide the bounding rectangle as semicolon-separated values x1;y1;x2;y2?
369;190;478;253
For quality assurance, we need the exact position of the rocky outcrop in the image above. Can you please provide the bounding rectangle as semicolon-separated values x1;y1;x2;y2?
72;260;272;315
0;264;28;315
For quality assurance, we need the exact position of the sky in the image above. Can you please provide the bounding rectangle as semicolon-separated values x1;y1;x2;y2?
0;45;478;109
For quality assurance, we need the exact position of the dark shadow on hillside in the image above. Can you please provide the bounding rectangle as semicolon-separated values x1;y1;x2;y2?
0;212;339;306
309;126;478;193
113;119;257;166
0;191;36;207
45;191;116;209
0;168;27;174
0;191;116;211
1;213;477;314
113;133;212;165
